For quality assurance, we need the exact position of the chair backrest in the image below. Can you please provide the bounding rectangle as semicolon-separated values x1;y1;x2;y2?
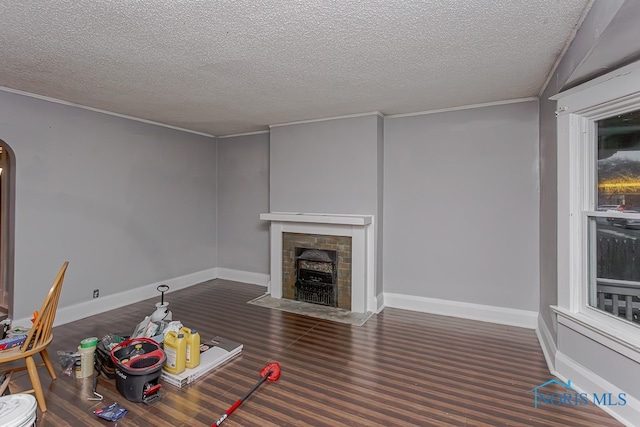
20;261;69;352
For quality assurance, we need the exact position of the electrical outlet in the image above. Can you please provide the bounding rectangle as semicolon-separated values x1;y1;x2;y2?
92;289;99;298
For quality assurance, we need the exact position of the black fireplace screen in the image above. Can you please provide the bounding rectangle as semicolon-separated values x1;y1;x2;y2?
294;248;337;307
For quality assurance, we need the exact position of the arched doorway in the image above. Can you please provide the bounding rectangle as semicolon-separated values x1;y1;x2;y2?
0;141;15;320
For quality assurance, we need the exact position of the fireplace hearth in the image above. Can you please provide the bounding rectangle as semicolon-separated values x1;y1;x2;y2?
295;248;337;307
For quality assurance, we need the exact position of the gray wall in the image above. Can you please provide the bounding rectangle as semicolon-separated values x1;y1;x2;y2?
538;0;630;342
269;115;380;215
383;101;540;311
538;1;640;417
0;91;218;320
217;133;270;273
376;115;384;297
559;0;640;89
558;324;640;398
4;0;635;339
538;86;560;334
269;114;384;298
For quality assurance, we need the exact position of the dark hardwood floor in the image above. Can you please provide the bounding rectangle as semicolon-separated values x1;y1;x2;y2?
6;279;621;426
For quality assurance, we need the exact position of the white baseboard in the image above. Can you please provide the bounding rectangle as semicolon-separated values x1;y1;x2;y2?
216;268;270;287
12;267;219;329
536;314;557;372
554;351;639;427
383;292;538;329
376;292;385;313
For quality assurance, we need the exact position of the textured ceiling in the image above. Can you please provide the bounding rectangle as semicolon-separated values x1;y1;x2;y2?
0;1;591;137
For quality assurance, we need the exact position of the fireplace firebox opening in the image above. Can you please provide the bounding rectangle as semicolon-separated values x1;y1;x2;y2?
295;248;337;307
282;232;352;310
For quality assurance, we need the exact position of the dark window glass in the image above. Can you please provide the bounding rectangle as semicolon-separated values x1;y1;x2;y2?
592;110;640;324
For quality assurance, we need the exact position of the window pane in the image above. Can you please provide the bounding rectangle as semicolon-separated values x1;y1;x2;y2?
597;110;640;208
591;110;640;324
589;218;640;324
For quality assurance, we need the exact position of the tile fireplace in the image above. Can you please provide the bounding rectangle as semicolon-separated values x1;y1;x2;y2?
260;212;376;314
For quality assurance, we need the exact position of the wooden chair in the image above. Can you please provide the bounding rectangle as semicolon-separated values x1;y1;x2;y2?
0;261;69;412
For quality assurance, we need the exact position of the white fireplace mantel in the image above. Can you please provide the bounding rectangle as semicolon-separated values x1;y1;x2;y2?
260;212;372;226
260;212;376;313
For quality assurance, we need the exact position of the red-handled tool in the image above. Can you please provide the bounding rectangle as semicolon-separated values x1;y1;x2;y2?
212;362;281;426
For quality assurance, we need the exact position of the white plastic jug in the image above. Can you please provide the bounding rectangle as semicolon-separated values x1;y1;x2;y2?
180;327;201;369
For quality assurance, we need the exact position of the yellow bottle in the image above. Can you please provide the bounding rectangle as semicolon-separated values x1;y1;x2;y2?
163;331;186;375
180;327;201;369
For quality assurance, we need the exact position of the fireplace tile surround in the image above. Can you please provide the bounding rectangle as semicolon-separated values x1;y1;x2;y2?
260;212;376;314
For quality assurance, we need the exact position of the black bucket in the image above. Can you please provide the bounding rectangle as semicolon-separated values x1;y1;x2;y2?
110;338;165;403
95;334;130;380
95;341;116;379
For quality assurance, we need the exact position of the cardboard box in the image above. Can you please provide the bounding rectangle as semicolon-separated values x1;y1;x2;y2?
160;336;242;388
0;334;26;351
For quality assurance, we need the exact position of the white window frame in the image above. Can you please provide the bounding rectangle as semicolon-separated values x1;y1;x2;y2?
552;60;640;362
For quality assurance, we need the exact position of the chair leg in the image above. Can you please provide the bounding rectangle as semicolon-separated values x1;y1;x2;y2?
25;355;47;413
41;349;57;380
0;371;12;396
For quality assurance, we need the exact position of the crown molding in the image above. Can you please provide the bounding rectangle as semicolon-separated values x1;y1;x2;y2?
0;86;216;138
385;97;537;119
218;130;270;139
269;111;384;128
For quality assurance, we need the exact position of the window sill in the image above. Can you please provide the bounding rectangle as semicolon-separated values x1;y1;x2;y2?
552;305;640;363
